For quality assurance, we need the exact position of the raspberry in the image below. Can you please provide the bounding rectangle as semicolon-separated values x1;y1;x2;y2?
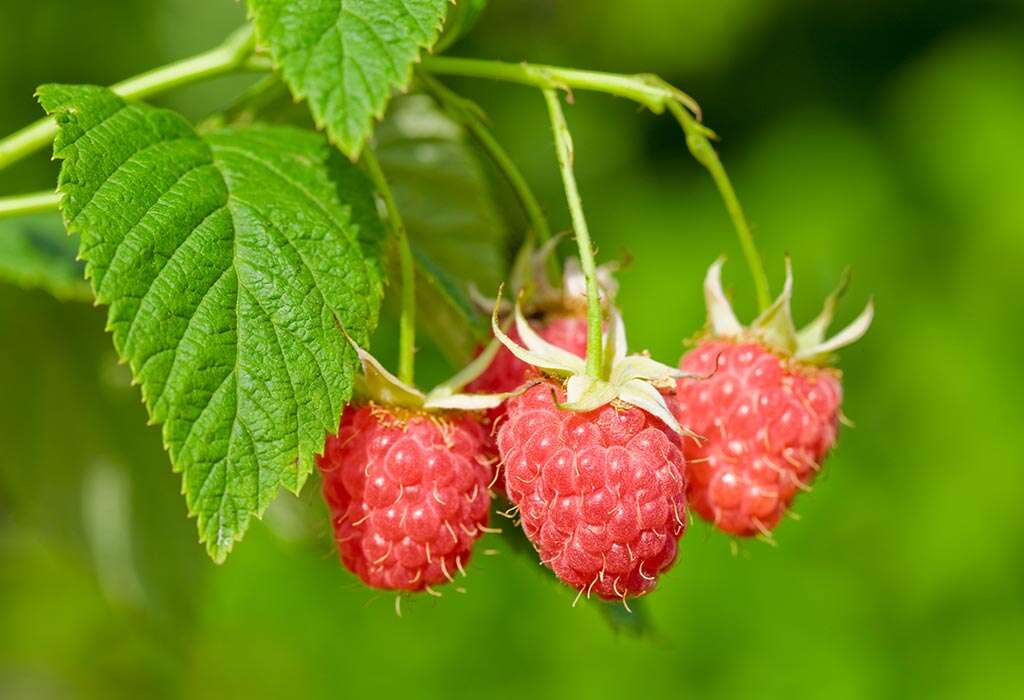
676;340;842;536
468;313;588;492
317;404;492;591
496;382;688;600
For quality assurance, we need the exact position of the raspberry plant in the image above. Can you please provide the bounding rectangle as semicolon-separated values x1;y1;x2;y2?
0;1;871;612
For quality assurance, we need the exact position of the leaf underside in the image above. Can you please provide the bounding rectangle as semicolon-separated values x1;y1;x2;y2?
248;0;450;158
39;84;384;562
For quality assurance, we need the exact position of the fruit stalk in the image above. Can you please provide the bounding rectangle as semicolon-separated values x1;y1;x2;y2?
362;147;417;385
543;88;603;380
0;191;60;220
667;101;771;312
0;25;259;172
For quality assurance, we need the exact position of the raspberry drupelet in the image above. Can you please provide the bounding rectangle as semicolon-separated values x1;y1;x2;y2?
497;382;688;601
317;405;492;591
676;340;842;536
673;258;872;538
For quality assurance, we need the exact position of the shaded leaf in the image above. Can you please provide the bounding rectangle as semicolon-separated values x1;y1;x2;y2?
0;212;90;302
377;94;509;361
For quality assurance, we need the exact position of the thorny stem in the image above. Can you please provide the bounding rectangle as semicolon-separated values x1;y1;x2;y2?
543;88;603;380
0;191;60;219
667;101;772;312
0;25;259;172
362;147;417;386
416;71;557;282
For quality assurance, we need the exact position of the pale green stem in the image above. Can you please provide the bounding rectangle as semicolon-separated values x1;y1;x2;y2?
362;147;416;386
422;56;700;116
543;88;603;380
0;25;259;172
667;101;771;311
0;191;60;219
421;56;771;311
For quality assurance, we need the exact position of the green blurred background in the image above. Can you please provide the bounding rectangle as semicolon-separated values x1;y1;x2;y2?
2;1;1023;698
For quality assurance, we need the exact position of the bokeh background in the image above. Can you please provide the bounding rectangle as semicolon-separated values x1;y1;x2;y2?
2;1;1023;698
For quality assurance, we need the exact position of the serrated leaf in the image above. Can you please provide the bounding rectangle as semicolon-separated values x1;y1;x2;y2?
39;84;385;562
248;0;450;158
0;212;91;302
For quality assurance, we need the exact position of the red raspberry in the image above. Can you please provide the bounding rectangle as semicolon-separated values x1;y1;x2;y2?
468;313;588;492
676;340;842;536
496;382;688;601
317;405;492;591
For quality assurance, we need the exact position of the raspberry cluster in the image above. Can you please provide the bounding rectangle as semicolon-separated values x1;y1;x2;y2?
675;340;842;536
317;405;492;591
497;383;687;600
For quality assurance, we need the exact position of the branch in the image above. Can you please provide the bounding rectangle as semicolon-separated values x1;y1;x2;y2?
0;25;260;172
0;191;60;219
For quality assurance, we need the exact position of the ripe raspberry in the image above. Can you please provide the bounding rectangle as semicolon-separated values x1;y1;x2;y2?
468;314;588;492
496;382;688;600
317;404;492;591
674;258;872;537
676;341;841;536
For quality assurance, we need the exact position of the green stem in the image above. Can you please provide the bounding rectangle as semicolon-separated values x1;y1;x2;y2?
667;101;771;311
0;25;259;172
0;191;60;219
422;56;700;116
543;88;603;380
417;71;551;246
362;147;416;386
421;56;771;312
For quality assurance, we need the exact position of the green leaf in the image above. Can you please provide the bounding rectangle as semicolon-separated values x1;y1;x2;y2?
436;0;489;52
411;244;483;363
38;84;385;562
248;0;450;158
377;94;509;361
0;212;91;302
594;597;658;637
